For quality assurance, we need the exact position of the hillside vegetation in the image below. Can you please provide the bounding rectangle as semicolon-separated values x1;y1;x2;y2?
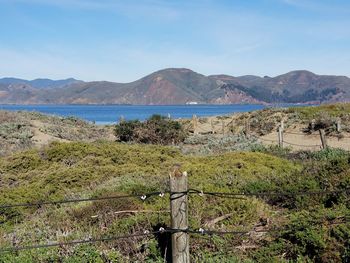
0;104;350;262
0;140;349;262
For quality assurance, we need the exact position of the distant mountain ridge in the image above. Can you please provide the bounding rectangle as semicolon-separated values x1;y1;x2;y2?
0;69;349;104
0;77;81;89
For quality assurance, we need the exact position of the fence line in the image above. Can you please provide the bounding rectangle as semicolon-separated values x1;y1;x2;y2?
0;191;167;209
283;131;320;136
189;187;350;198
283;140;322;148
187;115;350;151
1;169;350;260
251;135;323;149
0;230;160;253
2;187;349;209
1;219;350;254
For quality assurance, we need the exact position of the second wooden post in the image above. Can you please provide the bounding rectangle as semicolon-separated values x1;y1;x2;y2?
278;126;284;148
319;129;328;149
169;168;190;263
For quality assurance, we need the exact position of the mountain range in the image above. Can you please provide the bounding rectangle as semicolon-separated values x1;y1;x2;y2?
0;68;349;104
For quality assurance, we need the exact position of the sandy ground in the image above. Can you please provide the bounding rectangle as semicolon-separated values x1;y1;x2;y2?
261;128;350;151
189;115;239;135
31;120;69;146
191;116;350;151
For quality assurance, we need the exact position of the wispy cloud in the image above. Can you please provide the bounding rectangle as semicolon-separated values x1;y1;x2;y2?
281;0;350;14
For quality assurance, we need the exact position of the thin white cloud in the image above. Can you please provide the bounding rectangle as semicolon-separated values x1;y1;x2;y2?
281;0;350;14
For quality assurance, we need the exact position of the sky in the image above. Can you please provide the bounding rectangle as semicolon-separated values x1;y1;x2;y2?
0;0;349;82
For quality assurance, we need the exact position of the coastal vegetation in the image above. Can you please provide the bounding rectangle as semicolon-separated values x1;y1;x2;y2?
0;104;350;262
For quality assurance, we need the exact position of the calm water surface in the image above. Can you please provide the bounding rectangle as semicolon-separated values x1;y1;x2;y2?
0;104;282;124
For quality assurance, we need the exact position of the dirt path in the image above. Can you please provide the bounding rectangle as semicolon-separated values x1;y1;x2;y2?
31;120;68;146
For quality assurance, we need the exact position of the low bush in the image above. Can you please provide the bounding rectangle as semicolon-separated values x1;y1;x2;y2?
115;115;186;145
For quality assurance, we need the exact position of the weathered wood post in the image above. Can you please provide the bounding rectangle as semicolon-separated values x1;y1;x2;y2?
192;115;198;135
278;126;284;148
319;129;328;149
336;118;341;133
311;119;316;131
231;118;235;134
280;120;284;131
222;120;225;136
245;119;250;137
169;168;189;263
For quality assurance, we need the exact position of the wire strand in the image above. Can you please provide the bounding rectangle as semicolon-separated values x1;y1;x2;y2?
0;191;167;209
188;187;350;199
2;187;349;209
283;131;319;136
0;231;159;253
2;220;350;253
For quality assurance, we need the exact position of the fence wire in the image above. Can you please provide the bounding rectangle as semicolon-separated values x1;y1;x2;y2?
0;191;167;209
2;219;350;253
1;187;349;209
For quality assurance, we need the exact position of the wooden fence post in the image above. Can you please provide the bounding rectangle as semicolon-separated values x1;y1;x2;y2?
278;126;284;148
311;119;316;131
169;168;190;263
245;120;250;136
231;118;235;134
319;129;328;149
280;120;284;131
336;118;341;133
222;120;225;136
192;115;198;135
211;120;215;134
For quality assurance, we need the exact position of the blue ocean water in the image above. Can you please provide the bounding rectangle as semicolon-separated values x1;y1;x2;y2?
0;104;272;124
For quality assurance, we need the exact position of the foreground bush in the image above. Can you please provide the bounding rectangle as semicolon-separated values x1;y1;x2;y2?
115;114;186;145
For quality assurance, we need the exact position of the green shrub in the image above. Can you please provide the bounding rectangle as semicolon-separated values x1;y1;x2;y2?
114;120;142;142
115;115;186;145
309;147;349;161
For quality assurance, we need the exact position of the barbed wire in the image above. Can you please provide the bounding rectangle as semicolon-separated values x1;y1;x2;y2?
191;218;350;237
0;191;167;209
188;187;350;199
2;219;350;253
0;230;161;253
2;187;349;210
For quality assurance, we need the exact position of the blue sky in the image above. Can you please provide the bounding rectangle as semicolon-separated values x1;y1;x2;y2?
0;0;349;81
